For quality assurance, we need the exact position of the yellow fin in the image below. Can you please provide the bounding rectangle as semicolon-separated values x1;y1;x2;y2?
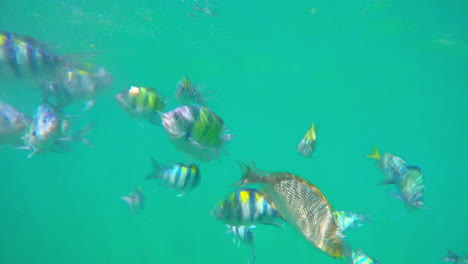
366;146;381;160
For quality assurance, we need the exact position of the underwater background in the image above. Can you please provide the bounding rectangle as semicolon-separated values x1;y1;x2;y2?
1;0;468;263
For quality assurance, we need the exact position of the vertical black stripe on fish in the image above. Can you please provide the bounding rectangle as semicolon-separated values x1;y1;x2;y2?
248;189;256;222
26;42;38;73
4;33;20;78
193;167;201;189
235;190;243;223
181;166;191;190
38;49;53;70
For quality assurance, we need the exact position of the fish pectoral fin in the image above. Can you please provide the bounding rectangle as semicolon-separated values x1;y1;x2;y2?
148;113;162;126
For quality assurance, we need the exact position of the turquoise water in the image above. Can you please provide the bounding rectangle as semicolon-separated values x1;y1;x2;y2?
1;0;468;263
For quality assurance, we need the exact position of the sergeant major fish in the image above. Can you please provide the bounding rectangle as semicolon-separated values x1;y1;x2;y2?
161;105;232;161
115;86;166;125
367;146;425;209
226;225;257;264
20;104;93;158
210;188;285;228
297;122;317;157
146;158;200;196
233;161;346;259
0;32;63;79
0;101;30;145
175;76;207;106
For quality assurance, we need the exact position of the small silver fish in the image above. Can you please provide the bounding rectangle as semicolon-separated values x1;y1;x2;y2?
444;250;468;263
226;225;256;264
121;185;145;215
42;65;112;110
0;101;30;145
146;158;201;196
333;211;371;233
347;248;380;264
21;104;93;158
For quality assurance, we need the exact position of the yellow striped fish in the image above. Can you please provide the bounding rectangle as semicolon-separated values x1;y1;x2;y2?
348;249;380;264
211;188;284;227
145;158;200;196
175;76;207;106
115;86;166;125
161;105;232;161
234;161;346;259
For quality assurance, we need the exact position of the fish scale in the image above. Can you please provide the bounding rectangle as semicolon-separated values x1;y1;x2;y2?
238;164;345;258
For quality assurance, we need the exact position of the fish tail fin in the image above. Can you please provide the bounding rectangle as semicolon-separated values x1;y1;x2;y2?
366;146;381;160
146;157;161;180
73;122;95;149
231;161;266;186
443;249;459;262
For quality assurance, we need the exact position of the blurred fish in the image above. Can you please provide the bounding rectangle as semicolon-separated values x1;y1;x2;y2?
393;166;425;209
115;86;165;124
367;146;425;208
146;158;200;196
0;101;30;145
42;64;112;111
161;105;232;161
347;248;379;264
366;146;411;184
20;104;93;158
234;162;346;259
211;188;284;227
226;225;256;264
297;122;317;157
0;32;63;79
333;211;371;233
175;76;207;106
121;185;145;215
444;250;468;263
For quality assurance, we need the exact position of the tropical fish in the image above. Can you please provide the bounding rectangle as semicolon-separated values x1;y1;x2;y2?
366;146;412;184
146;158;200;196
115;86;165;124
367;146;425;208
226;225;256;264
347;248;379;264
233;162;346;259
0;101;30;145
443;250;468;263
210;188;284;227
394;166;425;208
297;122;317;157
121;185;145;215
20;104;93;158
333;211;371;233
175;76;207;106
161;105;232;161
42;64;112;110
0;32;62;79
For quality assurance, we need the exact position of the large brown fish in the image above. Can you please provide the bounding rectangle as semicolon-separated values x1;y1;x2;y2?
234;162;345;259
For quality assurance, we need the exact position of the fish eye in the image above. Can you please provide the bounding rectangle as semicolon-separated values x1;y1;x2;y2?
42;118;48;123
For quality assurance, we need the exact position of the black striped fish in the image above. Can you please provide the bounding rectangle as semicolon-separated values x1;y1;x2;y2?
175;76;207;106
0;101;30;145
210;188;284;228
146;158;200;196
226;225;256;264
0;32;62;79
161;105;232;161
42;64;112;110
115;86;166;125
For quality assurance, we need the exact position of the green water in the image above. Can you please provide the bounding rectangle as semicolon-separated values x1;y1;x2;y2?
1;0;468;263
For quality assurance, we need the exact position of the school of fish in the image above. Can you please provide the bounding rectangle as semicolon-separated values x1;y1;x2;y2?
0;30;461;264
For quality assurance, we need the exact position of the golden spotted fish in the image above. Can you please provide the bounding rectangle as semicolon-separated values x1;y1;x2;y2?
234;161;345;259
